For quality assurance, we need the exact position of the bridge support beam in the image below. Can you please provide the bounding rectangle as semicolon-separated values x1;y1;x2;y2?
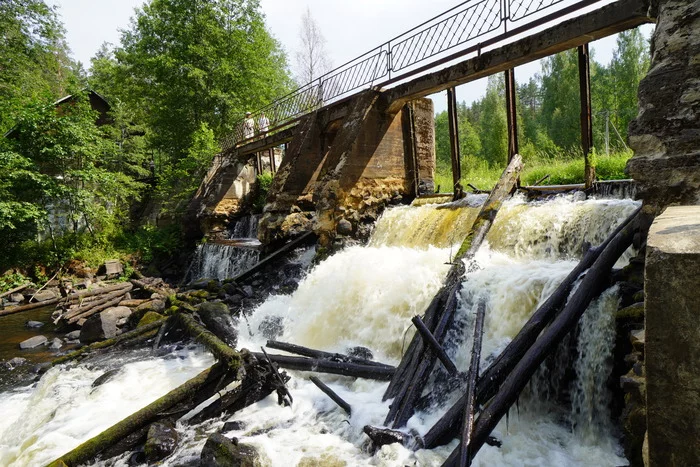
578;43;594;188
504;69;519;164
447;87;462;197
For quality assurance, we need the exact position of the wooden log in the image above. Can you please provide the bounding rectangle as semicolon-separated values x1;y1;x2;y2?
260;346;293;406
0;282;31;299
46;365;221;467
51;319;168;366
266;340;394;368
422;206;641;449
251;352;395;381
0;297;60;317
63;284;133;320
177;312;241;369
363;425;423;450
441;210;640;466
231;231;316;283
412;315;458;375
458;299;486;466
130;278;171;297
59;282;133;305
66;295;127;325
28;269;60;302
310;376;351;415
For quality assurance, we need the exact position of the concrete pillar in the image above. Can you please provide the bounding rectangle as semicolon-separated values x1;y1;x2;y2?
645;206;700;466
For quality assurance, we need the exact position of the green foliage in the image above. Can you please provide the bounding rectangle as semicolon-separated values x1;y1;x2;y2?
0;271;31;293
117;224;184;264
252;172;274;213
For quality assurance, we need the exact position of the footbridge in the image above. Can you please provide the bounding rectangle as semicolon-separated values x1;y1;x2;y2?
189;0;655;244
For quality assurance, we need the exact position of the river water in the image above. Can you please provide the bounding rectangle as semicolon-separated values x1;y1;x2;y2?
0;193;639;466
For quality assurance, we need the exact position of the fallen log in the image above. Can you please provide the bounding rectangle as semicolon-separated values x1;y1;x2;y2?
441;209;641;466
59;282;133;305
130;278;172;297
66;295;127;325
251;352;395;381
177;312;241;369
51;318;168;366
363;425;423;450
0;297;60;317
310;376;351;415
232;231;316;283
412;315;458;375
458;299;486;466
383;155;523;428
63;284;133;321
266;340;394;368
0;282;31;299
46;364;222;467
422;206;642;449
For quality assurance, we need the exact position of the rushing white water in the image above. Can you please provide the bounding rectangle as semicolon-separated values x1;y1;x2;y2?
0;347;213;467
0;194;638;466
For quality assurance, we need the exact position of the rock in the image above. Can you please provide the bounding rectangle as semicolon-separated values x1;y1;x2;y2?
92;369;121;388
258;315;283;340
19;335;48;349
49;338;63;350
242;285;254;297
104;260;123;276
4;357;27;370
80;306;133;343
200;433;268;467
616;302;644;320
572;190;587;202
225;294;243;306
32;290;56;302
9;293;24;303
65;330;81;340
631;329;645;352
337;218;353;235
145;422;179;462
347;346;374;361
223;283;239;295
197;301;237;347
222;420;247;432
136;299;166;313
138;311;164;328
190;278;212;290
25;320;45;329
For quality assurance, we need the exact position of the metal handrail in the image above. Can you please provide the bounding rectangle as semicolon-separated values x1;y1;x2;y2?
222;0;605;151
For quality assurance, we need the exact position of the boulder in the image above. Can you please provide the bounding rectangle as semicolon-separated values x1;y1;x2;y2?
19;335;48;349
200;433;268;467
337;218;353;236
136;299;166;313
9;293;24;303
32;290;56;302
145;422;179;462
25;321;45;329
80;306;133;343
189;278;212;290
138;311;164;328
65;330;81;340
197;301;238;347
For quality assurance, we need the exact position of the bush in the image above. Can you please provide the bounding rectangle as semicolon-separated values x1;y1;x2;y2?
252;172;274;213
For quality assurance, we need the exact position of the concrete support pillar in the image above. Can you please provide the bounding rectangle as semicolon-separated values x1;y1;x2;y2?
645;206;700;466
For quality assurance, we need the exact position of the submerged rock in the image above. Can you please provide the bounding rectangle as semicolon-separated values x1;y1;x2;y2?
145;422;179;462
19;335;48;349
200;433;268;467
3;357;27;369
49;338;63;350
25;320;45;328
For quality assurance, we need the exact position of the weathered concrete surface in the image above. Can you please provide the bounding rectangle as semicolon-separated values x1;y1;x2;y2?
627;0;700;216
645;206;700;467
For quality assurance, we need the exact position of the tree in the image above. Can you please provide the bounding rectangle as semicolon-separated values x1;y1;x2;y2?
539;49;582;151
113;0;292;160
295;7;332;85
0;0;80;134
478;75;508;167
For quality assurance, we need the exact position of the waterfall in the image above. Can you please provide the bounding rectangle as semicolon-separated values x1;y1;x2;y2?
0;194;639;466
190;214;262;281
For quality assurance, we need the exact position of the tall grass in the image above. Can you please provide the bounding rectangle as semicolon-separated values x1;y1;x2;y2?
434;150;632;192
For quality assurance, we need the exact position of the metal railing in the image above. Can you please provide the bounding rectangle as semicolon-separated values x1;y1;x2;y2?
221;0;603;151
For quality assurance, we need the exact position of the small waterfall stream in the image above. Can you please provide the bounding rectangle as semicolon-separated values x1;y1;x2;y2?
0;194;640;466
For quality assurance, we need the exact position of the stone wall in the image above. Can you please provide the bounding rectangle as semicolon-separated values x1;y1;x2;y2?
645;206;700;466
626;0;700;216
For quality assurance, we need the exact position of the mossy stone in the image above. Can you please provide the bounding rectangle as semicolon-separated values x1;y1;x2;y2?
138;311;164;328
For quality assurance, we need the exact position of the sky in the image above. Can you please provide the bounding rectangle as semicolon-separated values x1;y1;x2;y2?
48;0;653;113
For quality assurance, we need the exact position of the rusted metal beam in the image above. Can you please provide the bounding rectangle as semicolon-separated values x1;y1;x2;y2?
504;68;519;163
384;0;653;111
447;87;462;197
578;43;595;188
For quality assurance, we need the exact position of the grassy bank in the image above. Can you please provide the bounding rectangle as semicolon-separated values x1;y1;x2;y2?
434;151;632;193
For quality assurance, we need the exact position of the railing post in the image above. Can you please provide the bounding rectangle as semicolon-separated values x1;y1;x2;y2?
387;41;393;80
